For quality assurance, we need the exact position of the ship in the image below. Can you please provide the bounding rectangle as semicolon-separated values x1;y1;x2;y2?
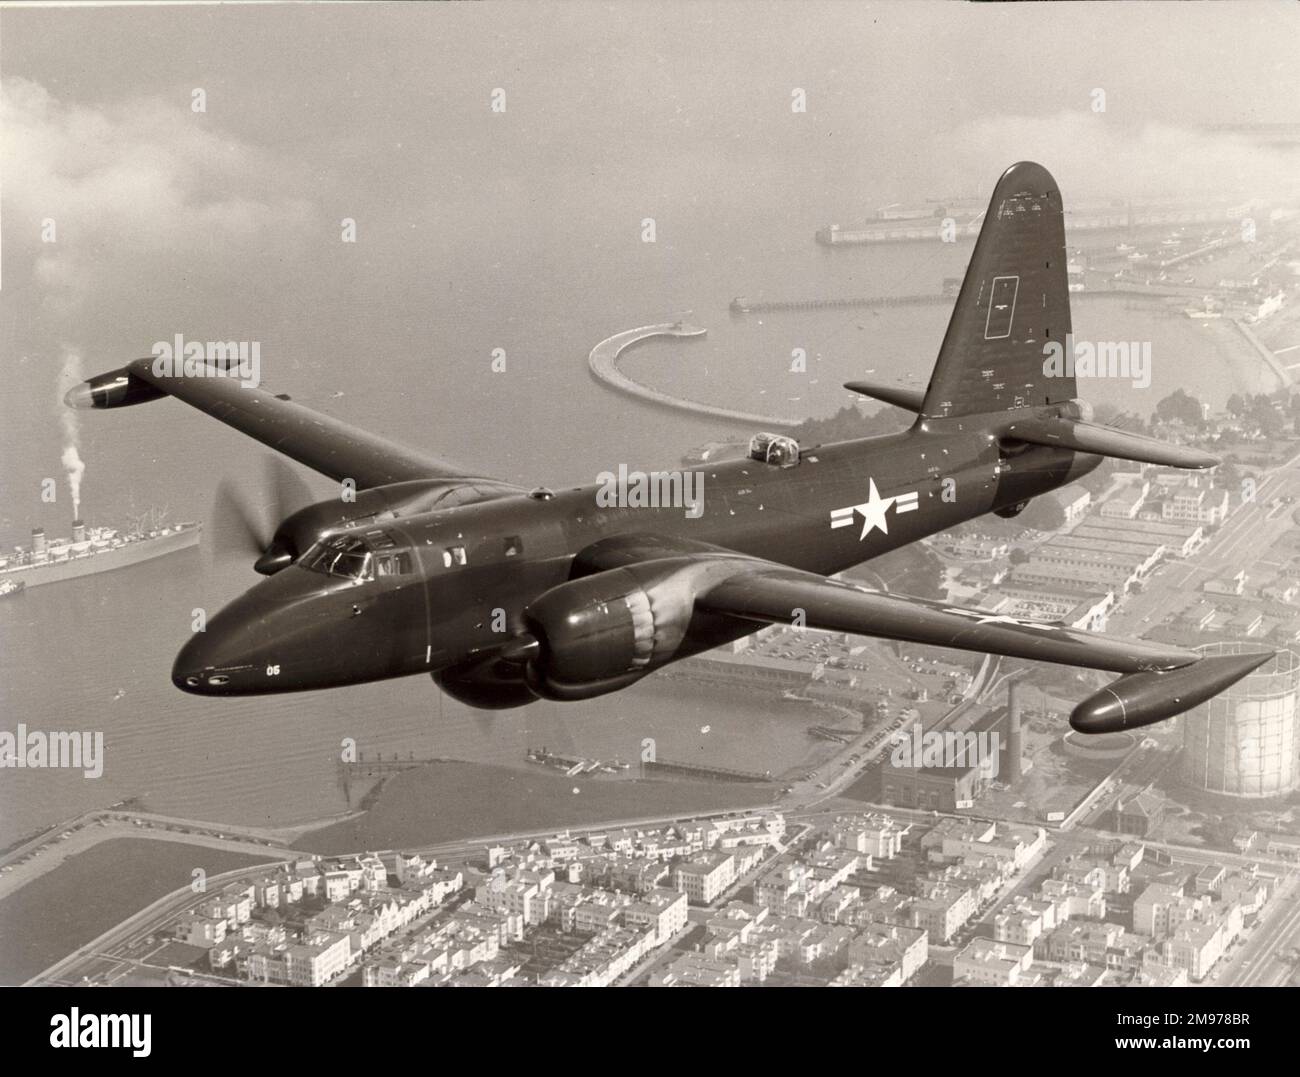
0;509;201;589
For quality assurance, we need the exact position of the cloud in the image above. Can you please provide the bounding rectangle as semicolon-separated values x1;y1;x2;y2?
2;76;317;312
927;110;1300;205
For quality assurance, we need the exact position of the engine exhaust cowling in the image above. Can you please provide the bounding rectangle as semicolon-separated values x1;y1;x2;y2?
523;556;754;700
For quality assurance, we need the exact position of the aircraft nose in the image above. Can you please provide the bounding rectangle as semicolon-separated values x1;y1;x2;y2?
170;569;360;695
170;575;297;694
171;622;259;694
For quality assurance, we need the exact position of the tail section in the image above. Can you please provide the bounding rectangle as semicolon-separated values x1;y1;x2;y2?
921;160;1075;419
842;160;1218;471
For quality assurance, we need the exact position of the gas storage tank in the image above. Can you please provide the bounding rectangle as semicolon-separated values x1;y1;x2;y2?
1181;643;1299;798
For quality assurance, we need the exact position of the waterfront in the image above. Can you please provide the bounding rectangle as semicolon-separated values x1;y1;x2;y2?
0;838;278;985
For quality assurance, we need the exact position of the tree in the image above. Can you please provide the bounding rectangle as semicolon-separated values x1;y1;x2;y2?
1019;496;1066;533
1155;389;1205;427
1257;406;1285;438
1216;461;1241;494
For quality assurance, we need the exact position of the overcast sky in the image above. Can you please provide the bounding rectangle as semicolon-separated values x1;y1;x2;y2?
2;1;1297;521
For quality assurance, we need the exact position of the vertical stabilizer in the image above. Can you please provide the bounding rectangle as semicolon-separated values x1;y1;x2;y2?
921;161;1076;419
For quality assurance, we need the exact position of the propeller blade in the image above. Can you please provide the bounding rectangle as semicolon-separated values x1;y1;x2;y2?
211;477;269;560
265;455;313;523
211;456;313;571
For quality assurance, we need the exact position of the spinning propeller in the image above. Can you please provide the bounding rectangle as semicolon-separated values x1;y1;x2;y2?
212;456;313;574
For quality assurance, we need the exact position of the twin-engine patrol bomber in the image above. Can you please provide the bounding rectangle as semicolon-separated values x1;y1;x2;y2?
67;162;1273;734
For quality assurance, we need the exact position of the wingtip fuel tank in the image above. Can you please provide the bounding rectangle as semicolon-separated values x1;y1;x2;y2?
1070;650;1276;734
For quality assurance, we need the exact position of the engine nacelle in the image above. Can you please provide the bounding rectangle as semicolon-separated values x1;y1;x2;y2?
993;499;1030;519
433;661;538;710
523;556;750;701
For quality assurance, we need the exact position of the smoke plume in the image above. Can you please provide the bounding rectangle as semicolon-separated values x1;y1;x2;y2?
58;351;86;519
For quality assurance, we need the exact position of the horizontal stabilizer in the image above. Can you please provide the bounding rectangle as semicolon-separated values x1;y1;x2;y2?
1003;415;1219;470
843;381;925;413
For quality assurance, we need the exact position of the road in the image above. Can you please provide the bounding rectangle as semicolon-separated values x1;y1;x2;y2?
1107;444;1300;636
1212;873;1300;986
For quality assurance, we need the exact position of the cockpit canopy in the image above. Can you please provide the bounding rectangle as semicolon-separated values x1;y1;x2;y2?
748;432;801;468
300;528;413;581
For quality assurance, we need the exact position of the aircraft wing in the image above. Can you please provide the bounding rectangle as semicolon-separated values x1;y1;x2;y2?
68;357;507;491
696;565;1198;675
571;533;1198;675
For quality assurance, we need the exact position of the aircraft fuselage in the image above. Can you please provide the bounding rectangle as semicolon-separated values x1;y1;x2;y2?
173;419;1099;699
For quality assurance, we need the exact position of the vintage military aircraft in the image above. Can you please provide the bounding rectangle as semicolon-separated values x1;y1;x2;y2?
67;162;1272;733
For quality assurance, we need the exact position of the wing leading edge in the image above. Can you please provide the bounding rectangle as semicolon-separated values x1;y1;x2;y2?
697;567;1198;675
67;357;505;491
570;533;1204;676
691;560;1274;731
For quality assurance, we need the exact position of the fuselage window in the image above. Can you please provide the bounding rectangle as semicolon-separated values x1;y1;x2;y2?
443;545;468;568
375;551;413;577
503;536;523;557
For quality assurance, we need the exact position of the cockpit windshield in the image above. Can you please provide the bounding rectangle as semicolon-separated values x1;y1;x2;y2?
300;528;412;581
300;534;371;580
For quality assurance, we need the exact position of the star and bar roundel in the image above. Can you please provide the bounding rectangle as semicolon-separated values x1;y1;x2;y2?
829;478;920;540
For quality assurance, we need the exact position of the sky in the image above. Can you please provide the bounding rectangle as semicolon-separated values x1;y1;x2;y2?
1;0;1297;535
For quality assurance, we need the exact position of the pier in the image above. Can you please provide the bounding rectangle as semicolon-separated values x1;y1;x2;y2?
730;282;1208;316
526;747;629;776
730;294;949;315
817;202;1242;247
337;752;444;778
588;321;801;427
808;725;856;744
642;757;774;784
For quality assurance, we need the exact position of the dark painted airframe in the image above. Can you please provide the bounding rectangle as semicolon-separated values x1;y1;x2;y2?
68;163;1272;733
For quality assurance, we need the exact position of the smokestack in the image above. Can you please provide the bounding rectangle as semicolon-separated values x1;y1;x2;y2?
72;519;86;543
1006;682;1025;783
31;528;47;557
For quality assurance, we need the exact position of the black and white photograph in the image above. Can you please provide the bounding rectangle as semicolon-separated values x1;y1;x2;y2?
2;0;1299;1040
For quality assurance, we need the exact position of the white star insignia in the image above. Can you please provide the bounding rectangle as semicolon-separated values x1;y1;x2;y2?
941;608;1054;630
853;478;896;539
830;480;920;541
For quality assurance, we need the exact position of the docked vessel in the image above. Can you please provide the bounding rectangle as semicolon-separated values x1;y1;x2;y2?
0;512;201;589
